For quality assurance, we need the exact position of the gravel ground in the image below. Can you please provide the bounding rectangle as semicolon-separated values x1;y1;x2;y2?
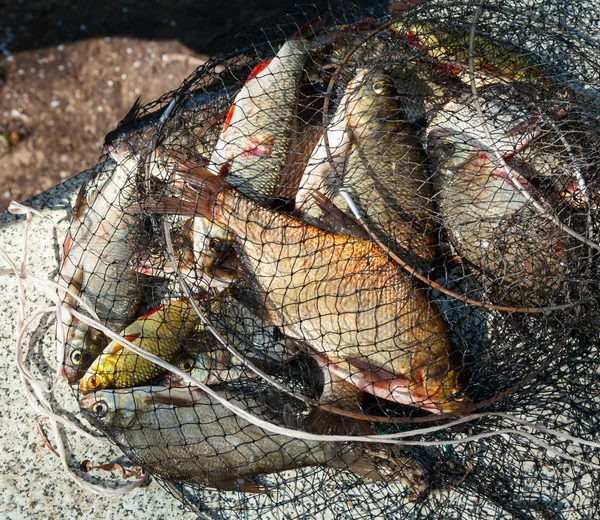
0;0;373;212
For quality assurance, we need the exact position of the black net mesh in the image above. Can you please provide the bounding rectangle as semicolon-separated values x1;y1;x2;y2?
56;1;600;518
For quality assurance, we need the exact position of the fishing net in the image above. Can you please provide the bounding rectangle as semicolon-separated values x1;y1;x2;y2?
54;0;600;518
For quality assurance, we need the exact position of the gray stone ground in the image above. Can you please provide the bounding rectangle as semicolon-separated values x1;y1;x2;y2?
0;173;198;520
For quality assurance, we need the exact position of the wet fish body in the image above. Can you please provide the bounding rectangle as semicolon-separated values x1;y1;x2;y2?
390;22;543;88
210;40;315;203
79;297;201;393
333;69;436;264
428;129;572;306
154;166;466;413
58;156;150;383
428;84;542;155
81;385;427;493
166;288;300;387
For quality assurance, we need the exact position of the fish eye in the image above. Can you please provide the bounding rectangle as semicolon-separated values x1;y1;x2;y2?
70;350;84;365
92;400;108;418
371;81;387;95
443;141;456;154
88;375;100;389
558;87;570;99
208;237;225;254
179;358;194;371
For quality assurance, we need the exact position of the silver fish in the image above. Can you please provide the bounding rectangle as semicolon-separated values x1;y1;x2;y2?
58;154;150;384
81;385;427;494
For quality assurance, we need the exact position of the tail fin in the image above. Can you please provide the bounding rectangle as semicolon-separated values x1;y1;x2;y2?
143;151;233;223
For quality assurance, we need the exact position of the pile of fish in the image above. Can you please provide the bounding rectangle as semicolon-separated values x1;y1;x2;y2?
56;11;600;506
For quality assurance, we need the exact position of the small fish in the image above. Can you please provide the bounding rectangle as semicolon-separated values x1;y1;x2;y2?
165;287;300;387
132;217;196;278
81;385;428;494
168;340;246;387
508;122;600;211
103;81;234;162
79;297;202;394
428;129;572;306
209;39;317;203
105;84;238;289
428;84;543;156
145;164;468;414
58;155;152;384
295;80;353;225
332;69;436;265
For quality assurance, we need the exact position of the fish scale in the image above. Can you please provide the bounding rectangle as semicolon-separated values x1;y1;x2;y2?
80;385;428;494
210;40;314;204
158;166;467;413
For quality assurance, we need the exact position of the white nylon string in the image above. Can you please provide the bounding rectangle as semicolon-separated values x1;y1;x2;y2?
4;177;600;499
4;203;147;497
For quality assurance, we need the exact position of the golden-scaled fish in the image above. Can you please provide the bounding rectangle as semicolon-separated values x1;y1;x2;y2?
332;69;436;265
146;165;467;414
209;38;317;203
390;22;543;88
79;297;201;394
58;154;151;384
428;129;572;307
81;385;428;494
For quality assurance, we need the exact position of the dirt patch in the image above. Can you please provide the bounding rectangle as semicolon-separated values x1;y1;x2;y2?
0;0;372;211
0;37;208;211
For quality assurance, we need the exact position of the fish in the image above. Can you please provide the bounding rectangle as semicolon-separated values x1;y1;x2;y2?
103;78;240;288
164;288;300;388
428;84;543;156
331;69;436;265
80;385;428;494
428;129;573;307
78;297;202;394
508;122;600;211
103;80;236;162
295;79;354;225
144;164;468;414
297;69;436;265
132;217;196;278
58;155;152;384
209;39;319;204
390;22;544;88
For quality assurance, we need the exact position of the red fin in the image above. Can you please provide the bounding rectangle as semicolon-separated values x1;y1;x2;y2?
244;59;272;84
291;16;326;39
344;358;410;385
62;233;73;261
132;196;200;217
122;333;141;342
218;160;232;177
222;105;236;131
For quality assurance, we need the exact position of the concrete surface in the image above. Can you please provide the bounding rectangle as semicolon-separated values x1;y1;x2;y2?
0;172;198;520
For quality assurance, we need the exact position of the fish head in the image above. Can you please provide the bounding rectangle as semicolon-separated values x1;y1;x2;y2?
194;217;239;283
61;321;109;384
428;129;482;171
344;69;403;137
80;390;140;430
165;350;212;387
78;344;123;394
